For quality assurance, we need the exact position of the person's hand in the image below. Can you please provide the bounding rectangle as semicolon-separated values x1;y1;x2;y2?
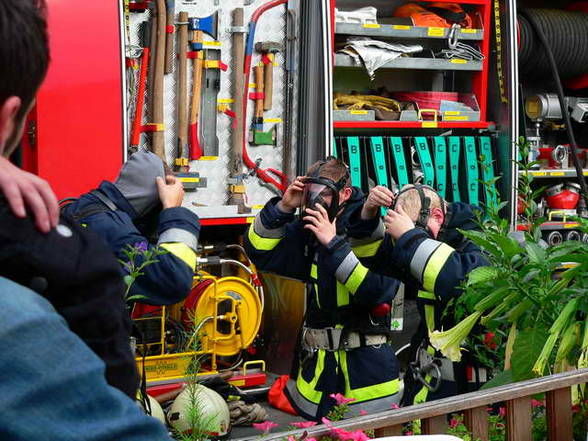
156;175;184;209
384;204;415;240
303;204;337;246
0;157;58;233
361;186;395;220
277;176;305;213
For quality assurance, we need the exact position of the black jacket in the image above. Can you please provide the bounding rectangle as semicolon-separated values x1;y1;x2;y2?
0;200;138;398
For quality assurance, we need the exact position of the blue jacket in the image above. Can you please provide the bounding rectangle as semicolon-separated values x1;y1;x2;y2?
0;277;172;441
62;182;200;305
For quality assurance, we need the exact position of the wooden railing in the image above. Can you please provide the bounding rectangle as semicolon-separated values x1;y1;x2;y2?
246;368;588;441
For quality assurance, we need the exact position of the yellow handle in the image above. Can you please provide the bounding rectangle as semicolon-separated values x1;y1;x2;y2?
548;210;567;222
418;108;439;122
242;360;266;375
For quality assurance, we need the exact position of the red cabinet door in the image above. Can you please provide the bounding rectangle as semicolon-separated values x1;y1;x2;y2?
23;1;125;199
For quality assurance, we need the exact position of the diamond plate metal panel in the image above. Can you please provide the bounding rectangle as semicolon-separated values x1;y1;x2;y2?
126;0;299;218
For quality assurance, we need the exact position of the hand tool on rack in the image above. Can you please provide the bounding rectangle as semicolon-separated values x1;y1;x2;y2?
130;21;152;153
240;0;288;193
164;0;175;74
188;12;219;42
255;42;283;111
228;8;250;213
175;11;189;171
147;5;158;114
250;65;277;146
189;30;204;160
151;0;167;160
201;49;223;158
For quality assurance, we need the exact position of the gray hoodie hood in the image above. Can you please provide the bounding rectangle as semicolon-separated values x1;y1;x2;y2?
114;151;165;217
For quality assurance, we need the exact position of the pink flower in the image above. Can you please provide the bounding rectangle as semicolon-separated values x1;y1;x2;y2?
483;332;498;350
306;439;318;441
390;403;400;409
252;421;279;433
290;421;318;428
287;437;296;441
498;407;506;417
359;410;368;416
572;404;581;414
405;431;414;436
531;399;544;408
321;417;371;440
449;418;460;428
330;393;356;405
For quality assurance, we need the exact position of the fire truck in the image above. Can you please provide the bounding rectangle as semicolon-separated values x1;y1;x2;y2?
20;0;588;438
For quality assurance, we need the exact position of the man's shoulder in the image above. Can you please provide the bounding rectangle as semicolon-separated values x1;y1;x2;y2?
0;202;120;275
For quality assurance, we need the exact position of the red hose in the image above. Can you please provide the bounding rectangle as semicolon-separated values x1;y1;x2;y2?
241;0;288;192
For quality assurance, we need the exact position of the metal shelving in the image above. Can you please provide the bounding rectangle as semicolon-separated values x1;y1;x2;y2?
335;23;484;41
335;53;483;71
519;169;588;178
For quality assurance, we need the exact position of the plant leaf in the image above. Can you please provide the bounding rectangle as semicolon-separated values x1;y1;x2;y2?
525;242;546;264
466;266;500;287
481;369;513;390
511;327;549;381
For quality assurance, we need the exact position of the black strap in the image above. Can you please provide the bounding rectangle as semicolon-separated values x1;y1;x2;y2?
69;190;118;222
423;5;466;24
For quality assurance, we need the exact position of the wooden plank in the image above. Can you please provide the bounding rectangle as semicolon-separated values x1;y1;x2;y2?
252;369;588;441
422;414;447;434
506;397;532;441
374;425;403;437
464;406;489;441
546;387;573;441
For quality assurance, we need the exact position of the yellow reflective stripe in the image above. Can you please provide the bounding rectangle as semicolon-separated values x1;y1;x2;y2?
310;264;318;279
352;240;383;258
159;243;197;270
336;282;350;307
422;243;454;292
314;283;320;309
424;304;435;333
247;225;282;251
339;351;400;403
417;290;436;300
296;350;325;404
344;263;368;294
414;382;430;404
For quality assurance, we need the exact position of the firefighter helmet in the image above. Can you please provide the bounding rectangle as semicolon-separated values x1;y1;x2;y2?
137;394;167;426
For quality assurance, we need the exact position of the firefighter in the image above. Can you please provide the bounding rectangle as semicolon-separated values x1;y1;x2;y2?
244;158;402;421
349;184;489;403
62;151;200;306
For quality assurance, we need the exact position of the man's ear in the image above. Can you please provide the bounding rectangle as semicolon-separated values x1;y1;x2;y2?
341;187;353;203
0;97;22;155
431;206;445;224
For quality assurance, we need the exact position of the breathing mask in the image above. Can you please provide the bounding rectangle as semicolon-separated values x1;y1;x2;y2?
390;184;445;235
300;159;350;222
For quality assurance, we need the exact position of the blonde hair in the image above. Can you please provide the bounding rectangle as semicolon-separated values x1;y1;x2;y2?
306;158;351;188
395;185;444;221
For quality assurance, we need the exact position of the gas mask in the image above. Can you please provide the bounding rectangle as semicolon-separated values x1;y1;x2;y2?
300;160;350;222
390;184;445;235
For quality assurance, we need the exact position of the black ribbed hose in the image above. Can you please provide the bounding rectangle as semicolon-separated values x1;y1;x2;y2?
519;9;588;207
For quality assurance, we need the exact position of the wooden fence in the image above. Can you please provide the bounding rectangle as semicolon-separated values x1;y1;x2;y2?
244;368;588;441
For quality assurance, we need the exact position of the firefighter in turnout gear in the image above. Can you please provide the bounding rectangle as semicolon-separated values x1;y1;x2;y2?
62;151;200;306
348;184;489;403
244;158;402;421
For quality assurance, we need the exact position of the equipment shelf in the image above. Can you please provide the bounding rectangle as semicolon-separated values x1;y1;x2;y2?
335;23;484;41
334;121;492;129
335;53;483;71
519;169;588;178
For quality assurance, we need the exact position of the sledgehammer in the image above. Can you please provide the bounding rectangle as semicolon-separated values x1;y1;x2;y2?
255;41;283;111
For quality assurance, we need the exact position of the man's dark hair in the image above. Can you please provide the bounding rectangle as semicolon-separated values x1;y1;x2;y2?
0;0;49;121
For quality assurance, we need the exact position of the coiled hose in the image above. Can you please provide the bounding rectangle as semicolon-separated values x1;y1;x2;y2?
518;9;588;80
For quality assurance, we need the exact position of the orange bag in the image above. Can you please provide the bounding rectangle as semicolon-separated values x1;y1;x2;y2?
393;2;473;28
268;375;298;416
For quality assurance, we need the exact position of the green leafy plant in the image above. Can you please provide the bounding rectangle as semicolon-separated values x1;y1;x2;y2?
118;242;168;302
429;138;588;389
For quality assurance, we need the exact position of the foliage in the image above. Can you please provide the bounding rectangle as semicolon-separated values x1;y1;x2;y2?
429;138;588;386
118;242;168;302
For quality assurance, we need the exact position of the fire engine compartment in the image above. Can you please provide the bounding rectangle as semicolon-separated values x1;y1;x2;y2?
21;0;588;438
